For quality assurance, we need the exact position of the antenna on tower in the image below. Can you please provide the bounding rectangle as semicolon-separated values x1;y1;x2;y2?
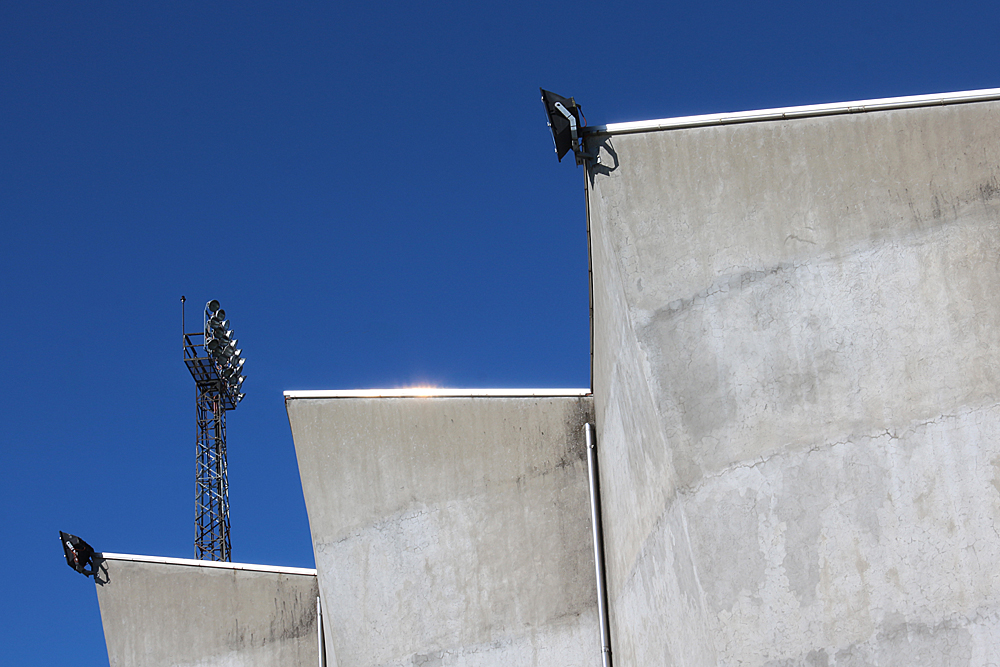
182;298;246;561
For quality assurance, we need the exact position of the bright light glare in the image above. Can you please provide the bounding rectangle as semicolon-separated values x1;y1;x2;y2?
397;384;441;398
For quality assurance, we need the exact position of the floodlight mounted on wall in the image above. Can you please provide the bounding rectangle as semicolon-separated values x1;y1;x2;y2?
541;89;596;165
60;531;95;576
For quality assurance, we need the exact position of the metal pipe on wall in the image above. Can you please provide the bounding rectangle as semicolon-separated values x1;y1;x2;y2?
586;422;613;667
317;596;325;667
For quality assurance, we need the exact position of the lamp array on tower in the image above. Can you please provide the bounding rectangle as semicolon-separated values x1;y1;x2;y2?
204;300;246;405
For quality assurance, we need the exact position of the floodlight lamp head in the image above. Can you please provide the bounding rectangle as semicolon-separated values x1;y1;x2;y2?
207;300;221;314
541;89;587;163
60;531;95;577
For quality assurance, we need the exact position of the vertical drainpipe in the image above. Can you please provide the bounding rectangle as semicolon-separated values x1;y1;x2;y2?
586;423;613;667
584;148;595;394
317;596;325;667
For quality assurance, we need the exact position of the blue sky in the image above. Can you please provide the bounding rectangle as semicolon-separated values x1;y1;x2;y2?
2;1;999;663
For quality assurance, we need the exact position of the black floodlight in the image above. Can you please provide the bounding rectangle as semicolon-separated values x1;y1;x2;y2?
541;88;589;163
60;531;95;576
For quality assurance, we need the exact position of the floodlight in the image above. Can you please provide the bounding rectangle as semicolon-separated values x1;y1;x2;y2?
60;531;95;576
541;89;583;162
207;300;221;314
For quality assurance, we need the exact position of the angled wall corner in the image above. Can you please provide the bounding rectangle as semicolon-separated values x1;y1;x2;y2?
94;555;320;667
286;391;599;667
586;97;1000;665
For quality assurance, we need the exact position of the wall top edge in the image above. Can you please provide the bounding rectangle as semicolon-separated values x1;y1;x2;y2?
283;388;592;399
584;87;1000;136
97;552;317;576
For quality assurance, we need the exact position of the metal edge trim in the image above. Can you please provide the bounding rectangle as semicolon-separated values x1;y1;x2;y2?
584;87;1000;136
98;552;317;576
283;388;592;399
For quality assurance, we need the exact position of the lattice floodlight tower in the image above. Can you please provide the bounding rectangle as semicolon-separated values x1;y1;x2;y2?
182;298;246;561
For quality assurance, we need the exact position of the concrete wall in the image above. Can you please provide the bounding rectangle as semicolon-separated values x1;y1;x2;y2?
587;100;1000;666
94;555;320;667
286;392;600;667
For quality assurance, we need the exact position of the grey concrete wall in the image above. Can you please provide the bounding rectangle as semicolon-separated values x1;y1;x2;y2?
587;100;1000;666
95;556;319;667
286;394;599;667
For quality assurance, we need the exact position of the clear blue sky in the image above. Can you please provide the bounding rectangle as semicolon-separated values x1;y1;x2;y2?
2;1;998;663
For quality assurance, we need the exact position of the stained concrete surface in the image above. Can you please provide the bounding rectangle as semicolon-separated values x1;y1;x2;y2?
587;100;1000;665
95;556;319;667
286;394;600;667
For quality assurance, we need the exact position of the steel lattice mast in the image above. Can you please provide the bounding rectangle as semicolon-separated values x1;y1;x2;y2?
182;297;246;561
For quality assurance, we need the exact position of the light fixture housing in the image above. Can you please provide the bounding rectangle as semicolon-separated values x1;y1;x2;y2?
541;89;583;162
60;531;95;576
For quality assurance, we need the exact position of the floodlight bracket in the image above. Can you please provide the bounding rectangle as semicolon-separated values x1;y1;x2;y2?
552;100;597;165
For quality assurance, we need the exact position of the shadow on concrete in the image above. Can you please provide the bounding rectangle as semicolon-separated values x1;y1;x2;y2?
587;136;619;185
92;554;110;586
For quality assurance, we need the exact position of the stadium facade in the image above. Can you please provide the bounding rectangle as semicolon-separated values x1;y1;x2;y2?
95;88;1000;666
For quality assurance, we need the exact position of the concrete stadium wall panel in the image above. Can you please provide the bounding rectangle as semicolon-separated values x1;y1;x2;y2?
94;558;319;667
286;395;599;667
590;181;719;665
588;100;1000;665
